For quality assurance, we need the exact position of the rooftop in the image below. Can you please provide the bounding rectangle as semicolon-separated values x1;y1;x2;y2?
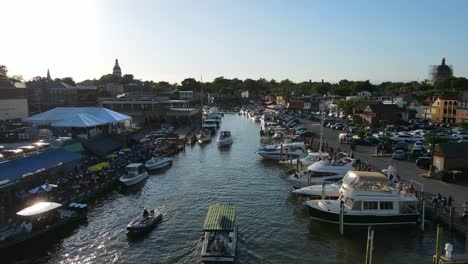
203;203;236;232
435;142;468;159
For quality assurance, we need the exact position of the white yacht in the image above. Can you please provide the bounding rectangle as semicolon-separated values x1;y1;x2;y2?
202;119;217;133
119;163;149;186
293;181;342;199
305;171;420;226
287;157;356;189
201;203;237;263
197;128;212;144
217;131;233;147
257;142;307;160
144;157;173;171
279;152;329;167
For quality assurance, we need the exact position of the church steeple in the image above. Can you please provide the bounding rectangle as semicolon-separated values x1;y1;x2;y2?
113;59;122;78
46;69;52;81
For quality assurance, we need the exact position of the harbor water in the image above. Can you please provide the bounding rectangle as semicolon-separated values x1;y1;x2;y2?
7;114;465;264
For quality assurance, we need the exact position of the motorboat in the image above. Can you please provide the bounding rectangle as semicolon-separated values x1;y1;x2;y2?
253;115;261;122
197;128;212;144
279;152;329;167
217;131;233;147
257;142;307;160
202;119;217;133
201;203;237;263
287;157;356;189
0;202;85;250
145;157;173;171
126;209;162;234
305;171;420;226
119;163;149;186
293;180;342;199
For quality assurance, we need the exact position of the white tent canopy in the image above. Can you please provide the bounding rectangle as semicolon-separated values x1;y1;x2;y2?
16;202;62;216
26;107;131;128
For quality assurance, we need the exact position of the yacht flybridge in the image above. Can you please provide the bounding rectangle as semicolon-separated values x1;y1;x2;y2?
287;157;356;189
305;171;420;226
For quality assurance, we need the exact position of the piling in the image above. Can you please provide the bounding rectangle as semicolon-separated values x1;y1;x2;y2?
449;206;454;231
420;199;425;232
339;200;344;235
280;144;283;160
365;226;374;264
321;183;326;200
434;225;442;264
465;232;468;253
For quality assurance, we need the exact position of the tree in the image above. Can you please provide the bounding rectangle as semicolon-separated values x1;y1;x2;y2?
121;74;134;84
181;78;201;92
55;77;75;86
0;65;8;80
337;98;363;115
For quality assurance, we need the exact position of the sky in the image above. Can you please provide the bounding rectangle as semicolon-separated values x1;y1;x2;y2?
1;0;468;84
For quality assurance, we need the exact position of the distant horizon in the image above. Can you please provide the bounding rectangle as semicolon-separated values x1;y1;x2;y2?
2;0;468;84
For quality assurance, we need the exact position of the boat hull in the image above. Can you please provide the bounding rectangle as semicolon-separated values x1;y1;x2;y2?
217;138;233;147
126;213;162;234
307;205;420;226
145;160;172;170
119;172;149;186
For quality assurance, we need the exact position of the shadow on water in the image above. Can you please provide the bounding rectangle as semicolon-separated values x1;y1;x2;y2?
119;179;147;195
3;218;88;264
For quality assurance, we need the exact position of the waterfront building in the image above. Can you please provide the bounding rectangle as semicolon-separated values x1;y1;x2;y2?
433;142;468;171
97;94;200;125
113;59;122;78
430;91;460;124
455;91;468;124
361;102;402;127
0;99;28;121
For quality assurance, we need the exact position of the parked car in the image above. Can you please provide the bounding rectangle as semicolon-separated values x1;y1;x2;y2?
354;138;373;146
392;150;406;160
391;134;413;143
415;156;432;169
364;137;381;145
412;141;426;150
394;141;408;151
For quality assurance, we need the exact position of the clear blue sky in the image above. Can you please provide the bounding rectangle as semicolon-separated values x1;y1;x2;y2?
2;0;468;83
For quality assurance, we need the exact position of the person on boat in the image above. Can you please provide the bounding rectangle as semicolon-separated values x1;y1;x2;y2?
407;184;415;196
143;208;149;220
463;202;468;218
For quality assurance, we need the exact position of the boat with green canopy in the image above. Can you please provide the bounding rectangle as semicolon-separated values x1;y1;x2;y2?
200;203;237;263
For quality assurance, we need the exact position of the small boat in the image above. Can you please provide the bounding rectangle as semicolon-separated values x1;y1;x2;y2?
145;157;173;171
126;209;162;234
0;202;85;250
217;131;233;147
305;171;420;226
287;157;356;189
119;163;149;186
257;142;307;160
202;119;217;133
201;203;237;263
279;152;328;167
197;128;212;144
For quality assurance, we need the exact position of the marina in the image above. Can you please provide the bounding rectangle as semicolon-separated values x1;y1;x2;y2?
2;114;467;263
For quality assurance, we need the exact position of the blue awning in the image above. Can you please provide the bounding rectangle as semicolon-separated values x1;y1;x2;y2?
0;148;82;186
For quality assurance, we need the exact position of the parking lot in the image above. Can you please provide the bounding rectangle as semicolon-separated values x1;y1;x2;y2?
299;118;468;206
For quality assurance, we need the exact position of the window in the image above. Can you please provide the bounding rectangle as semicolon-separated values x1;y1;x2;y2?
352;201;362;210
380;202;393;210
363;201;378;210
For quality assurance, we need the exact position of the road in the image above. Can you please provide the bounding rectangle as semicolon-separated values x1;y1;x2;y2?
301;119;468;206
